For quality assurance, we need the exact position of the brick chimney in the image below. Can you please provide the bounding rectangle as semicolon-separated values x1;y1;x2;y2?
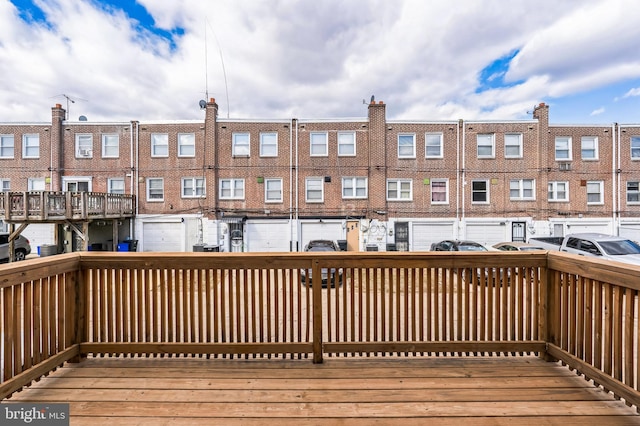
50;103;66;191
368;100;387;217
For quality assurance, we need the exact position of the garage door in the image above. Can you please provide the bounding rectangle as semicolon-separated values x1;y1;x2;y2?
412;222;455;251
567;223;611;235
619;225;640;242
246;220;291;252
300;221;343;251
466;223;506;247
142;221;183;252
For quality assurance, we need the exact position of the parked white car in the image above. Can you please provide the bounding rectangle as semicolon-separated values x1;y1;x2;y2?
0;233;32;262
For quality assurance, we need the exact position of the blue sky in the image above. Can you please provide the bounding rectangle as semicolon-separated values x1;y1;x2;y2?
2;0;640;124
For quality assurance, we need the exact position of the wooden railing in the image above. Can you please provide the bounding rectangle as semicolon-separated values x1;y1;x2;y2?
0;191;134;221
0;251;639;408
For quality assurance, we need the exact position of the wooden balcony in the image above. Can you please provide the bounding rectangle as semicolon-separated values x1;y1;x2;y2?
0;191;134;223
1;251;640;423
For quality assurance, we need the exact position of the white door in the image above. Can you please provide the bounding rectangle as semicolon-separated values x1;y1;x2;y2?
300;221;342;251
142;221;183;252
246;220;291;252
466;223;506;247
412;222;455;251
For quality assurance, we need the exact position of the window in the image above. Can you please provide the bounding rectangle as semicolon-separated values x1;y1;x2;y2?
632;137;640;159
64;178;90;192
260;132;278;157
387;179;412;201
431;179;448;204
265;178;283;202
102;134;119;158
425;133;443;158
178;133;195;157
627;181;640;204
510;179;535;200
581;136;598;160
504;133;523;158
338;132;356;156
0;135;14;158
555;137;572;160
471;180;489;203
182;177;205;198
0;179;9;191
23;134;39;158
305;177;324;202
75;134;93;158
548;181;569;202
398;134;416;158
232;133;250;156
28;177;45;190
219;178;244;200
108;178;125;194
342;177;367;199
477;134;495;158
147;178;164;201
586;181;604;204
310;132;328;156
151;133;168;157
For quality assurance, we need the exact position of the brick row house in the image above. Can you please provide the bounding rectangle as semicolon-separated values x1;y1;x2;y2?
1;99;640;252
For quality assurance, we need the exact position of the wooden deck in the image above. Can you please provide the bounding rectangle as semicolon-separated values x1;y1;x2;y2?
4;355;640;425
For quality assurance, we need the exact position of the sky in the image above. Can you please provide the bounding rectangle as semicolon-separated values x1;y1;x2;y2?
2;0;640;124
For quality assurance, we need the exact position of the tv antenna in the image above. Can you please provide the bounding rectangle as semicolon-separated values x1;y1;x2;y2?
51;94;88;120
205;18;230;118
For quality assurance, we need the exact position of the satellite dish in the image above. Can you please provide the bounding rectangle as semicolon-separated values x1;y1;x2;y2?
199;99;207;109
78;115;88;121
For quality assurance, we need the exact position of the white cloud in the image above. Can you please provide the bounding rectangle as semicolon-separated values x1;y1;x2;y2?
622;87;640;98
590;107;605;116
0;0;639;123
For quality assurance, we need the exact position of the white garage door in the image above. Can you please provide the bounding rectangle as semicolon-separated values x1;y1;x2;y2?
466;224;506;247
142;221;183;252
618;226;640;242
300;222;343;251
412;222;455;251
567;223;611;235
246;220;291;252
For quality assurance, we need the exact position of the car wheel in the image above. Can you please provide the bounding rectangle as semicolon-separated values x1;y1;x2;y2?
14;250;26;261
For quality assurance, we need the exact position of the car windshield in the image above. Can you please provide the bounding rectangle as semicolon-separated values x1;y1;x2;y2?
599;240;640;255
458;244;487;252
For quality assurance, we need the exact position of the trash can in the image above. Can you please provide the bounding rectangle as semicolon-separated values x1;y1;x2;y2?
117;243;129;252
386;243;397;251
366;245;378;251
127;240;138;251
203;245;220;252
337;240;347;251
40;244;58;257
193;244;205;252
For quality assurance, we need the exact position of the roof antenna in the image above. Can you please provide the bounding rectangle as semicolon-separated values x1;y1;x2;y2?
205;17;230;118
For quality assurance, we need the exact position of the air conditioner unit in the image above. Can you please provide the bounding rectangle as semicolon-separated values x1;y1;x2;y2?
559;162;572;171
79;149;92;157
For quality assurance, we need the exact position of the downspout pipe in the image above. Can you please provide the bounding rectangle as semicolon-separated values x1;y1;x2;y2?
461;120;466;239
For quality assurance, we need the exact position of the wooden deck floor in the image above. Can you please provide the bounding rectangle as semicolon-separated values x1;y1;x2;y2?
3;355;640;425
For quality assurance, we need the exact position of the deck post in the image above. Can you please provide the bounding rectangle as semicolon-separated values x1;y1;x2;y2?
69;266;87;363
312;258;323;363
542;258;558;362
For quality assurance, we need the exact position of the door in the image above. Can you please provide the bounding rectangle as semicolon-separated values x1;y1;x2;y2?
512;222;526;242
394;222;409;252
346;220;360;251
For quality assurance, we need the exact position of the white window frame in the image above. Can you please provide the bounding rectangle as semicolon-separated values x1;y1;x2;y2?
305;177;324;202
63;176;92;192
107;178;125;194
627;181;640;204
387;179;412;201
581;136;598;160
397;134;416;158
74;134;93;158
504;133;523;158
338;132;356;156
586;181;604;205
555;136;572;161
151;133;169;157
510;179;535;200
425;133;443;158
0;178;10;191
260;132;278;157
264;178;283;203
146;178;164;201
471;179;489;204
178;133;195;157
310;132;328;157
22;134;40;158
0;134;14;159
101;134;119;158
219;178;245;200
181;177;205;198
548;181;569;202
232;133;250;157
632;137;640;160
430;179;449;204
27;177;45;190
477;134;495;159
342;177;368;199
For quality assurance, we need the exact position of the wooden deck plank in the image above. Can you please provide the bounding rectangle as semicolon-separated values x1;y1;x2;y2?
4;356;640;424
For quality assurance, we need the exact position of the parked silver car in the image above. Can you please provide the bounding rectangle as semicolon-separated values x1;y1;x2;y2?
0;233;32;262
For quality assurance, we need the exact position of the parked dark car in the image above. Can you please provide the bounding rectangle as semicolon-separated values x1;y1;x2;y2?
301;240;343;287
431;240;488;252
493;242;545;252
0;233;31;262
